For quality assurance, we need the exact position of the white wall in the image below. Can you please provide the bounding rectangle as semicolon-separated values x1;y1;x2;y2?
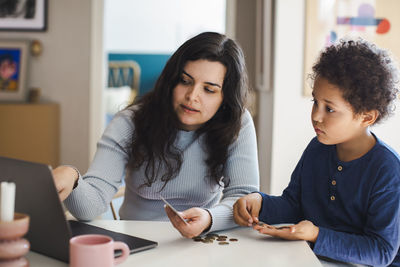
0;1;94;172
269;0;400;195
269;0;313;195
372;102;400;149
104;0;226;53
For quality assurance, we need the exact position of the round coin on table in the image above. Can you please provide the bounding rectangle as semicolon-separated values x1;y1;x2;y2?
193;234;238;245
206;233;219;238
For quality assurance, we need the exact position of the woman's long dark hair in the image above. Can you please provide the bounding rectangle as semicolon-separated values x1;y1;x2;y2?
127;32;249;188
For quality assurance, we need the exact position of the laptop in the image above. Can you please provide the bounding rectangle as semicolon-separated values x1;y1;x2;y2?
0;156;158;263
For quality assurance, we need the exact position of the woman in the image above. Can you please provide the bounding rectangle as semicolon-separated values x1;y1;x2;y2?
53;32;259;238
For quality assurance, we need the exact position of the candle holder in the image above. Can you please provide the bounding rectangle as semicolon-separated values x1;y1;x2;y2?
0;213;30;267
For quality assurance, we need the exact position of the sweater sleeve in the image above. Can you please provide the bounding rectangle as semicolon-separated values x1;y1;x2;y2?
313;171;400;266
207;110;260;232
64;110;133;220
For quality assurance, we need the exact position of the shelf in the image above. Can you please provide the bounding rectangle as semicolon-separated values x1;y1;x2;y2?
0;103;60;167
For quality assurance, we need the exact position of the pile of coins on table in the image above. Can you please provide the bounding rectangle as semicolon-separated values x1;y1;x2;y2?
192;233;238;245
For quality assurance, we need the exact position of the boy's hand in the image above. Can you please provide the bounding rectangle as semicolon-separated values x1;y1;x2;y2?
254;220;319;243
233;193;262;227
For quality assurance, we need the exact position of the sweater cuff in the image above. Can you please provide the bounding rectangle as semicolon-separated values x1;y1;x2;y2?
206;203;237;233
201;209;213;234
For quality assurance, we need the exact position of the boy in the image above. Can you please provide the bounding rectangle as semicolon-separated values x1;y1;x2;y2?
234;39;400;266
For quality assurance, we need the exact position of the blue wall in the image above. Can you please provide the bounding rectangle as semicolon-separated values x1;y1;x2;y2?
108;53;171;96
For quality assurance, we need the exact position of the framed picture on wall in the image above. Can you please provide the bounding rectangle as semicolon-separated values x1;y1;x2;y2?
0;0;48;31
303;0;398;96
0;40;29;101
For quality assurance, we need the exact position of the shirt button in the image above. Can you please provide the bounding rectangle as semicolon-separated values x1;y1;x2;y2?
338;166;343;171
332;180;336;186
330;196;335;201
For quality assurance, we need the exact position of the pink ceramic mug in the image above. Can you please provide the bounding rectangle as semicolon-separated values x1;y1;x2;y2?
69;234;129;267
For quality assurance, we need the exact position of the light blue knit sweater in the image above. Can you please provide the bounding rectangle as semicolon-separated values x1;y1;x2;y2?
64;107;259;232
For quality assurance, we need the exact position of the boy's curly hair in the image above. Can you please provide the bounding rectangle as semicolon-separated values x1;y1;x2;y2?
311;39;399;123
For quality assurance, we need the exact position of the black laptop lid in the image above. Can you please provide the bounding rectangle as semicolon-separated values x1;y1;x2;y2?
0;156;158;263
0;156;71;261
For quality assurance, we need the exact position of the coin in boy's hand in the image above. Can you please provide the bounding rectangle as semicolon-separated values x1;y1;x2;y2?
275;226;291;230
253;221;265;226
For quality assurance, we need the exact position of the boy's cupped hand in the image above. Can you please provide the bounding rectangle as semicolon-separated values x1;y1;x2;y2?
254;220;319;243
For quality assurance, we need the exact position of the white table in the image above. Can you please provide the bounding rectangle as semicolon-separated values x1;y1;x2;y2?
26;220;323;267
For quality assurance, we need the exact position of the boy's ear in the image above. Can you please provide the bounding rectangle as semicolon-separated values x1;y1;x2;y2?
361;110;379;126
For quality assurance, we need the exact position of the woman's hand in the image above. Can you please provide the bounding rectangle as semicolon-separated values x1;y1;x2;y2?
254;220;319;243
52;166;78;201
233;193;262;227
165;206;212;238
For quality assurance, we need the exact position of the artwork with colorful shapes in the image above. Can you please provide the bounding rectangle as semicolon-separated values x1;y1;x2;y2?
304;0;399;96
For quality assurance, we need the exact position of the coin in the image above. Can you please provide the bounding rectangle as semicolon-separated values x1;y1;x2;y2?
275;226;291;230
193;234;238;244
206;233;219;238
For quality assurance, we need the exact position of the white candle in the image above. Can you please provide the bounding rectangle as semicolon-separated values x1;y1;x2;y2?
0;182;16;222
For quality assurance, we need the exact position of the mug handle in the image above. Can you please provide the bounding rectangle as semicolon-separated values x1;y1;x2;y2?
113;241;130;265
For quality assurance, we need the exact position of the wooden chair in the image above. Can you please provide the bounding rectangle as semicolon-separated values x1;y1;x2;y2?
107;60;141;102
110;186;125;220
105;61;141;123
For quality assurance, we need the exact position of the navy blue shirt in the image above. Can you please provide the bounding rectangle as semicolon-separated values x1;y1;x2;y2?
259;135;400;266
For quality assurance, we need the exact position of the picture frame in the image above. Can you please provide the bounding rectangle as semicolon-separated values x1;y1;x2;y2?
0;0;48;31
303;0;399;96
0;40;29;101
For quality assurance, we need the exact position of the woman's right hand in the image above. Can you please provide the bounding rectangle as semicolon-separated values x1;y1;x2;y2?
52;166;79;201
233;193;262;227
